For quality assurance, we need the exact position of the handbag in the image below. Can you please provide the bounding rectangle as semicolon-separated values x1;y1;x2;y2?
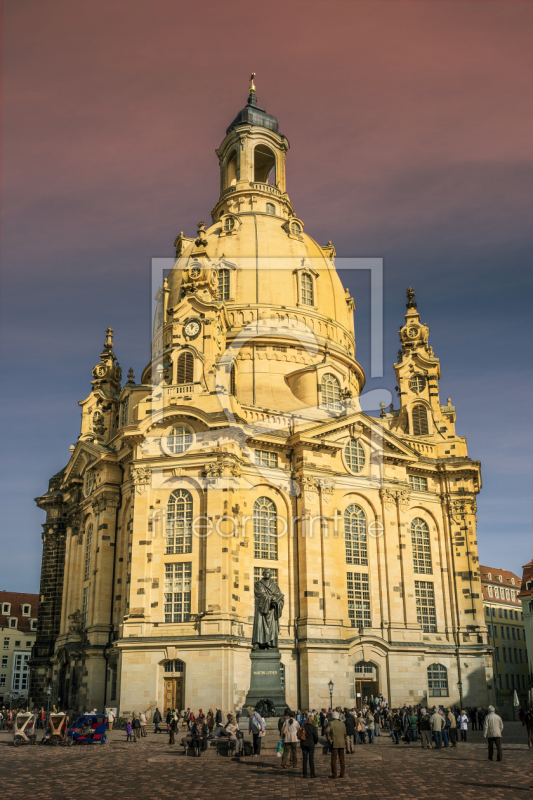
297;726;306;741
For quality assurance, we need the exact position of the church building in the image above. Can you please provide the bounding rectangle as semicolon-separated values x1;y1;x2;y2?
29;81;492;716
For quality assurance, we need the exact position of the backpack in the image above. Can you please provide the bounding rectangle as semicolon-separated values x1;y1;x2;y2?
297;725;306;741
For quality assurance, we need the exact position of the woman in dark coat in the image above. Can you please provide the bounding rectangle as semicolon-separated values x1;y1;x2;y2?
300;711;319;778
190;719;209;756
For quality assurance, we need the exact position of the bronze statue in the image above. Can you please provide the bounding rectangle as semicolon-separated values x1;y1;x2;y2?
252;568;284;649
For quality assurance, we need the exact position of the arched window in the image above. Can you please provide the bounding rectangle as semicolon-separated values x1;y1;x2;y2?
226;150;237;187
411;404;429;435
164;659;185;674
345;439;365;473
254;144;276;184
345;505;367;565
218;268;230;300
166;489;193;554
321;373;341;411
84;523;93;581
224;217;235;232
84;471;95;498
427;663;448;696
120;394;129;427
253;497;278;560
290;221;301;236
166;426;193;454
411;517;432;574
177;352;194;384
300;272;313;305
266;202;275;215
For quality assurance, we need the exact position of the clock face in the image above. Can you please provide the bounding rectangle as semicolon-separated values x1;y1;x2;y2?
184;319;201;339
95;364;107;377
408;327;418;338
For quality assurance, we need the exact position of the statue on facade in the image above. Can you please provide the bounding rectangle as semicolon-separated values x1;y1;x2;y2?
252;568;284;649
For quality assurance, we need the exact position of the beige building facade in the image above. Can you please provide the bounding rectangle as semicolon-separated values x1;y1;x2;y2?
1;592;38;707
30;84;492;717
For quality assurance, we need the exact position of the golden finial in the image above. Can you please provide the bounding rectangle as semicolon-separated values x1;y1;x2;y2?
249;72;256;95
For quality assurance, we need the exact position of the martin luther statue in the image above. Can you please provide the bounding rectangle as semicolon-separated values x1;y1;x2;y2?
252;568;284;649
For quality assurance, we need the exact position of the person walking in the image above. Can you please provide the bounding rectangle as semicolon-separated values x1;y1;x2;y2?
446;708;457;747
430;707;444;749
344;710;356;752
326;711;346;780
248;708;264;757
153;707;162;733
459;710;469;742
483;705;504;761
419;709;432;749
281;712;300;769
299;711;318;778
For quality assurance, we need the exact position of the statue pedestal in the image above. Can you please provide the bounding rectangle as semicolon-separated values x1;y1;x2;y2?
243;649;286;714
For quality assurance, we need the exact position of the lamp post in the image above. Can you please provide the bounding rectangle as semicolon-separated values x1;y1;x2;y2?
457;681;463;710
46;686;51;717
328;680;334;710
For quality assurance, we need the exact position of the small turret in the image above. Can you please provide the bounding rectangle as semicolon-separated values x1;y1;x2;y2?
79;328;122;444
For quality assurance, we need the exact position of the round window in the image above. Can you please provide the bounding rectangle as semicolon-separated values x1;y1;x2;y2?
189;266;201;279
345;439;365;473
164;425;194;455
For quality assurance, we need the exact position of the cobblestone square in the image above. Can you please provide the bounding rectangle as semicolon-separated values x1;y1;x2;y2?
0;722;529;800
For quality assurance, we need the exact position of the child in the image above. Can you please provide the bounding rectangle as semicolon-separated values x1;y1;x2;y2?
126;720;133;742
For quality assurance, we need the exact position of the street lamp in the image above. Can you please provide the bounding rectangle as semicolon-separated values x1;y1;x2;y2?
46;685;51;716
457;681;463;709
328;680;334;710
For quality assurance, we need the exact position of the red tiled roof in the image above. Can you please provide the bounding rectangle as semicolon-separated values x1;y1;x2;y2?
479;565;522;606
518;559;533;599
0;591;39;633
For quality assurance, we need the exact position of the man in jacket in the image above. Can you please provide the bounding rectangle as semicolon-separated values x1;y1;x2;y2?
484;705;504;762
281;712;300;768
326;711;346;779
344;710;356;752
446;708;457;747
215;708;222;726
419;709;432;749
430;707;444;749
153;707;162;733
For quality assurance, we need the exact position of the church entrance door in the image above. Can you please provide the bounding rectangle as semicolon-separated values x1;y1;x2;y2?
164;678;183;710
355;679;379;708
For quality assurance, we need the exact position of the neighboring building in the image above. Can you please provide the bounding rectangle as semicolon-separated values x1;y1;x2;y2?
480;566;528;713
0;592;38;707
518;559;533;706
30;81;492;716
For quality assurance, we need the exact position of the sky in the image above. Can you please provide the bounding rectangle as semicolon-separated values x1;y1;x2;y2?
1;0;532;592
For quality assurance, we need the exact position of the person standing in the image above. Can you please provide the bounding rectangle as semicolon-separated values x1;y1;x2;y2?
471;707;478;731
106;708;115;731
430;707;444;749
299;711;319;778
126;720;133;742
391;710;402;745
206;709;214;733
344;710;355;753
446;708;457;747
419;709;432;749
320;709;327;736
215;707;222;727
248;708;264;757
132;713;141;742
281;712;300;769
483;705;504;761
459;710;469;742
366;711;375;744
409;710;419;743
326;711;346;780
153;707;162;733
524;708;533;749
374;708;381;737
139;710;147;737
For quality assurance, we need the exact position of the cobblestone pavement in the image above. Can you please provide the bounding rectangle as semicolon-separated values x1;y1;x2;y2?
0;722;529;799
